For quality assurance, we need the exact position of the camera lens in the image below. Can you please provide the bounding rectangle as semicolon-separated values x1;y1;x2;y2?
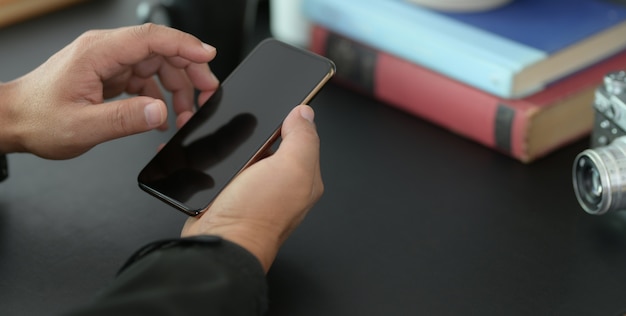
574;156;603;210
573;136;626;215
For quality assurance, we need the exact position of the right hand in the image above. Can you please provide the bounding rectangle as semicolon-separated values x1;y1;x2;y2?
181;105;324;272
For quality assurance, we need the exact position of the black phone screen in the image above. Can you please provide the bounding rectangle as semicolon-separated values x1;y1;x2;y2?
137;38;335;215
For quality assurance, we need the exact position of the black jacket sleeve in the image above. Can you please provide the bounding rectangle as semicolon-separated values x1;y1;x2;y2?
64;236;268;316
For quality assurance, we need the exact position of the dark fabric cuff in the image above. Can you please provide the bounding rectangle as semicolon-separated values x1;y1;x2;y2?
117;235;226;275
68;235;268;316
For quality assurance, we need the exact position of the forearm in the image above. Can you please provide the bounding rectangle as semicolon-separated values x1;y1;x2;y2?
64;236;268;316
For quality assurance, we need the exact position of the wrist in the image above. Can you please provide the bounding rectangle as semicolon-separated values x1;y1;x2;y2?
0;80;25;154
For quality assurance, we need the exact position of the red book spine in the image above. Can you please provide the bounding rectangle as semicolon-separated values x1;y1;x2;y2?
310;24;626;162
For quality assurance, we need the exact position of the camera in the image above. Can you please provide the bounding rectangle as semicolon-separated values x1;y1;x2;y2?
572;70;626;215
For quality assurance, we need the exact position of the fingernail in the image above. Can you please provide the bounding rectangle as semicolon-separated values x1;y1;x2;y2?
300;105;315;123
202;43;216;54
144;102;164;127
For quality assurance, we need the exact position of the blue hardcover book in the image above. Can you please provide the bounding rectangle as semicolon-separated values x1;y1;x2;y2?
302;0;626;98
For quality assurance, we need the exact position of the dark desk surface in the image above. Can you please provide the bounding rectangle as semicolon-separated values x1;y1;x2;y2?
2;1;626;315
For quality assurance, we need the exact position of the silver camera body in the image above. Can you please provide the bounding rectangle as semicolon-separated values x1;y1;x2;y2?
572;70;626;215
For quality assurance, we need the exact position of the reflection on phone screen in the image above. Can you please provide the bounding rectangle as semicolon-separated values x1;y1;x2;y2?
138;39;335;215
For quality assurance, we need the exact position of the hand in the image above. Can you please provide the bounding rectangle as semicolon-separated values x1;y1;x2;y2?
0;23;219;159
181;105;324;272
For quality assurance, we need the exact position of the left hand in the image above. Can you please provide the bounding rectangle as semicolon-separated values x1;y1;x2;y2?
0;24;219;159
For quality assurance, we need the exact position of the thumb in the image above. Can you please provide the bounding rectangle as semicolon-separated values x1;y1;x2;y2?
276;105;320;166
83;96;168;145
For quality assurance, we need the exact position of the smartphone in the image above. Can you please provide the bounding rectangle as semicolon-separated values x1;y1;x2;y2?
137;38;335;216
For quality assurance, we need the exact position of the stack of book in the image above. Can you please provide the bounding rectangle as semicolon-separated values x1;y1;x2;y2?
301;0;626;163
0;0;88;28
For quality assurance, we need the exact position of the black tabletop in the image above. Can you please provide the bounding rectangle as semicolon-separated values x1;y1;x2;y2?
1;1;626;315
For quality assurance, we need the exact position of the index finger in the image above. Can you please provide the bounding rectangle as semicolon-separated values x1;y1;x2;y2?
107;23;217;66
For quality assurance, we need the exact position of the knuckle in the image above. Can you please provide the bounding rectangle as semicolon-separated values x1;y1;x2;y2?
74;29;101;47
134;23;159;39
110;103;131;135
